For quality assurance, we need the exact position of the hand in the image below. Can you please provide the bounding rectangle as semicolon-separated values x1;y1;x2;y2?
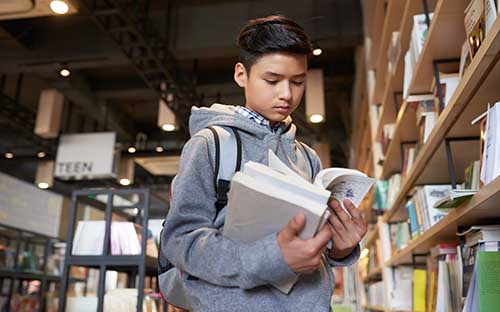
277;213;331;274
327;198;367;260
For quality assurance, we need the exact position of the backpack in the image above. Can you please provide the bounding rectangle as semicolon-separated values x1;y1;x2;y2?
157;125;314;310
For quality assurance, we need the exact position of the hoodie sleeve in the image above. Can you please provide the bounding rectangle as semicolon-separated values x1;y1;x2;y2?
161;135;297;289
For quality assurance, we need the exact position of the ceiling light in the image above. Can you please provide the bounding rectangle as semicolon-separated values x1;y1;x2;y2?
313;48;322;56
309;114;324;123
50;0;69;15
37;152;46;158
162;123;176;132
119;178;131;186
59;68;71;77
38;182;50;189
5;153;13;159
128;147;136;153
133;208;139;215
156;146;164;153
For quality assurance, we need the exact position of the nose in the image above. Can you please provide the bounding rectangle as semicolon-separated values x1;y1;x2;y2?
278;81;292;101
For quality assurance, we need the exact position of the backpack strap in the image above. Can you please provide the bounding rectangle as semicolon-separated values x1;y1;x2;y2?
206;126;242;215
295;140;314;180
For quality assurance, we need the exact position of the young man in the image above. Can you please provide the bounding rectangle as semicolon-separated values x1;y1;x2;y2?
161;15;367;312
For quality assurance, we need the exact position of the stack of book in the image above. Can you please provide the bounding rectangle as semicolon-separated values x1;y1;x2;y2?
389;222;411;253
386;173;401;210
405;185;452;238
403;13;434;98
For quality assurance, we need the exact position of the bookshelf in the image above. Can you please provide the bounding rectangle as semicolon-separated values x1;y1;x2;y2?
354;0;500;310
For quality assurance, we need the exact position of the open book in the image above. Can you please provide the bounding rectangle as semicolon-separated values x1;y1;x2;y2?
223;150;375;293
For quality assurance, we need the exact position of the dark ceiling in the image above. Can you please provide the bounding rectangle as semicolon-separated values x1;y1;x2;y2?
0;0;363;218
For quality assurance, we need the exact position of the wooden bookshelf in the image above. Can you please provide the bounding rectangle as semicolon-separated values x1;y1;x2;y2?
353;0;500;310
373;0;406;104
407;0;469;95
363;0;387;70
386;175;500;266
383;15;500;222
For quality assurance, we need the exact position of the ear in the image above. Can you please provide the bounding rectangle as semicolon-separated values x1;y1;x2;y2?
234;62;248;88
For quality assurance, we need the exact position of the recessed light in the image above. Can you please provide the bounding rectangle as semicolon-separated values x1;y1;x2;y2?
156;146;164;153
313;48;322;56
162;124;176;132
37;152;46;158
59;68;71;77
50;0;69;14
5;153;14;159
309;114;324;123
128;147;136;153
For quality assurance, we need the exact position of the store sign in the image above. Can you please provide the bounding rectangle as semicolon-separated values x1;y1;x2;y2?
0;172;62;237
55;132;118;180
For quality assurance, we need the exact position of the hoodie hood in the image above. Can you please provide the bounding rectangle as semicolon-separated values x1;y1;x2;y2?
189;103;296;141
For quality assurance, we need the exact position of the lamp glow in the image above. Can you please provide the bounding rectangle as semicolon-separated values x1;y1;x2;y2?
5;153;13;159
119;178;131;186
59;68;71;77
313;48;322;56
360;248;369;259
50;1;69;14
38;182;49;189
37;152;46;158
309;114;324;123
162;124;176;132
128;147;136;153
156;146;164;153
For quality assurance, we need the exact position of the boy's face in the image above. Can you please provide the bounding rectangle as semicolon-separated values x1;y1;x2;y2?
234;52;307;127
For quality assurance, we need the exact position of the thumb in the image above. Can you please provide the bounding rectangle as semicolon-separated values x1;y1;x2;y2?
281;213;306;241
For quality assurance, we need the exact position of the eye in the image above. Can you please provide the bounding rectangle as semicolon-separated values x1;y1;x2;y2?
265;79;278;85
292;81;304;86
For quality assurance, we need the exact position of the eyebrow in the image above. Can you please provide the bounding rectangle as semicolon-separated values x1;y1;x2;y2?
263;71;306;78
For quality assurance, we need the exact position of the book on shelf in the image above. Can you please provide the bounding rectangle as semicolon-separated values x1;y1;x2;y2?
462;243;500;312
480;102;500;185
433;189;477;210
390;266;413;311
465;0;486;58
387;31;401;76
386;173;401;210
373;180;388;211
464;160;481;190
224;150;375;293
382;123;396;154
402;143;417;178
389;222;410;252
460;40;472;78
485;0;498;35
413;269;427;312
403;50;413;99
431;72;460;111
407;94;435;125
418;111;438;145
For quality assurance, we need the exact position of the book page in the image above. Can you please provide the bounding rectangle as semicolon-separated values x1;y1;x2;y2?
326;174;376;207
267;149;309;183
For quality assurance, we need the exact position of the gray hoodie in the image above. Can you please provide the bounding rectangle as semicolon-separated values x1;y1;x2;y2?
161;104;359;312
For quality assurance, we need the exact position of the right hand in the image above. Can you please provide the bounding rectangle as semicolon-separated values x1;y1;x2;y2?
277;213;331;274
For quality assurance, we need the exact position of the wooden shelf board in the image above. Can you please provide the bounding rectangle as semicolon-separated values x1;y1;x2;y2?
382;17;500;223
363;305;386;312
365;225;379;249
373;0;406;104
407;0;469;95
381;100;418;180
364;266;383;283
365;0;386;70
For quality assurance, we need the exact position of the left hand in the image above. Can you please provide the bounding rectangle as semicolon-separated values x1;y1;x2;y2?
327;198;367;261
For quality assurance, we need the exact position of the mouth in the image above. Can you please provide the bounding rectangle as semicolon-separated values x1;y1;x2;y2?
273;106;291;113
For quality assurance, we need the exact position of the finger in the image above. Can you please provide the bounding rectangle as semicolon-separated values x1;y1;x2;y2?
281;213;306;241
328;197;340;210
329;219;346;244
310;225;332;251
329;212;348;238
331;201;354;230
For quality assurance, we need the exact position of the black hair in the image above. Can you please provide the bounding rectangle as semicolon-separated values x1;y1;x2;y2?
236;15;312;72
